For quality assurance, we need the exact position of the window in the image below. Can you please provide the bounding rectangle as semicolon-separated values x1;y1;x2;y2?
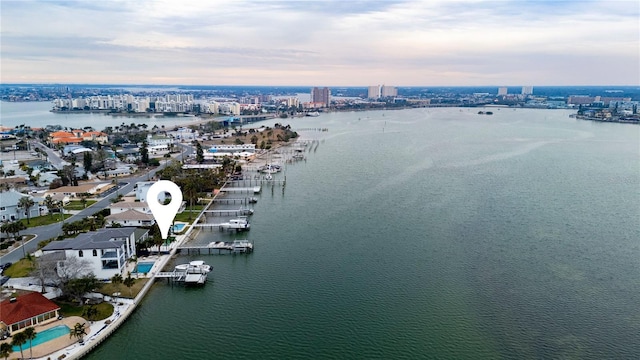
93;249;97;257
78;250;83;257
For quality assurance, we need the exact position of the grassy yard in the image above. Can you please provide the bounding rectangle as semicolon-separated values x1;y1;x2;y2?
56;301;114;321
64;200;97;210
173;212;197;223
20;214;72;228
3;257;35;277
99;278;149;299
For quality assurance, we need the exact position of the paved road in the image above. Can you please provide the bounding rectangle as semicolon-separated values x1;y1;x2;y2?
0;144;193;266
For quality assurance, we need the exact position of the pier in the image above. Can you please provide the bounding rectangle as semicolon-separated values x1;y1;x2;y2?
202;207;254;216
177;240;254;255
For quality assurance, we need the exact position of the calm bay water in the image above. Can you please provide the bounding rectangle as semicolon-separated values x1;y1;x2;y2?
1;101;198;129
71;107;640;359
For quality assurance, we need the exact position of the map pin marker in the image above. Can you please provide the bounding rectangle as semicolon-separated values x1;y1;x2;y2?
147;180;183;240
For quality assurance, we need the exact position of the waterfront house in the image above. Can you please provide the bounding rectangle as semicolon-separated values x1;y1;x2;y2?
0;292;61;333
41;227;144;280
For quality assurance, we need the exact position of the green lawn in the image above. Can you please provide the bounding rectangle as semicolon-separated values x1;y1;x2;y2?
3;257;35;277
56;301;114;321
20;214;72;228
64;200;97;210
99;278;149;299
173;212;196;223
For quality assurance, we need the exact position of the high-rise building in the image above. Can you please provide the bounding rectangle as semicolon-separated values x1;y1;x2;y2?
521;86;533;95
368;86;380;99
498;87;508;95
311;87;331;107
380;85;398;97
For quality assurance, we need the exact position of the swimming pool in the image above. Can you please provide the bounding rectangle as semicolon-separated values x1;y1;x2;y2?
133;261;154;274
12;325;70;351
173;223;186;232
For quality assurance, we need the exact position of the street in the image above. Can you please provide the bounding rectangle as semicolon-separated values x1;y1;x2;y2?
0;143;193;266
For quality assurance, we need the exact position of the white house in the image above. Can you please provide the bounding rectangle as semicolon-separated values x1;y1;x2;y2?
0;190;46;222
109;200;152;215
134;181;166;203
41;228;144;280
105;209;155;227
168;127;199;141
146;134;173;147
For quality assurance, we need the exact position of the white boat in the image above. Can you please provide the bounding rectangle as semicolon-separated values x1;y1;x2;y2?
232;240;253;253
221;216;250;230
175;260;212;274
306;111;320;117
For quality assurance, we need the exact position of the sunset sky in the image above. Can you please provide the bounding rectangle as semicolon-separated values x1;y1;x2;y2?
1;0;638;86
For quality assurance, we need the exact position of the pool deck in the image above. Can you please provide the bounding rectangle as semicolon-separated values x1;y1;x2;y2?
1;316;89;359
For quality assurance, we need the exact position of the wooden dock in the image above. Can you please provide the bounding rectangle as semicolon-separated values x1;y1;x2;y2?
177;240;254;255
202;207;254;216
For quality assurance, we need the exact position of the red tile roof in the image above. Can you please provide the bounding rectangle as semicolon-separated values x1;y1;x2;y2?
0;292;60;326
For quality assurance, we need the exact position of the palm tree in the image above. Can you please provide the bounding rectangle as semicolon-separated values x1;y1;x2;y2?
17;196;35;224
11;331;27;359
0;342;13;360
23;326;37;359
111;273;123;297
123;272;136;298
43;195;58;219
69;322;87;343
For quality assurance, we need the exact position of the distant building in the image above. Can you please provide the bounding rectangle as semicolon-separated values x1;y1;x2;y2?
311;87;331;107
521;86;533;95
380;85;398;97
368;86;380;99
498;87;508;95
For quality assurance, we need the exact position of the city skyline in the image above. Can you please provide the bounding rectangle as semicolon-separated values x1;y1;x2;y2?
1;0;638;86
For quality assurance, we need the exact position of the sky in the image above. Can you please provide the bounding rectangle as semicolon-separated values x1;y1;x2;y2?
1;0;638;86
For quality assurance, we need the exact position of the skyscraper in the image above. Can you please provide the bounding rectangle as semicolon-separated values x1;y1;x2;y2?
521;86;533;95
380;85;397;97
311;87;331;107
498;87;508;95
368;86;380;99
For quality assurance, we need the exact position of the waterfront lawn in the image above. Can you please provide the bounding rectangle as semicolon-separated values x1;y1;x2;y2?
56;301;114;321
64;200;97;210
100;278;148;299
20;214;72;228
173;212;195;223
2;257;35;277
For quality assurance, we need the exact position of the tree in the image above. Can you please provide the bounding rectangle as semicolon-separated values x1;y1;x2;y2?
111;273;123;296
2;221;27;257
123;272;136;298
83;305;99;322
43;194;58;219
65;274;101;306
33;254;59;293
140;141;149;165
23;326;37;360
83;151;93;173
69;322;87;343
0;342;12;360
18;196;35;224
11;331;27;360
195;141;204;163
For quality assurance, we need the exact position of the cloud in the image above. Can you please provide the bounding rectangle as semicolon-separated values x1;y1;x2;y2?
1;0;638;85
